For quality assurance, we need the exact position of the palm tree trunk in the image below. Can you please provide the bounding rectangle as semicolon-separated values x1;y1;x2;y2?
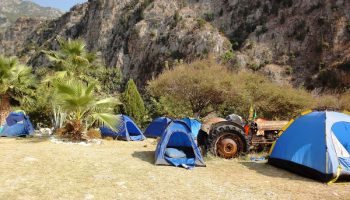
0;94;11;125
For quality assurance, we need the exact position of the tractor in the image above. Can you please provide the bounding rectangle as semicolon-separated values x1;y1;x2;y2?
197;115;288;159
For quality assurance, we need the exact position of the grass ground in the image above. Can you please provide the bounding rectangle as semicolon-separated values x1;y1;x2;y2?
0;137;349;200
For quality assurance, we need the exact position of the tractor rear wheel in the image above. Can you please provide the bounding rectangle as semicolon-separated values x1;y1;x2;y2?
197;130;209;157
209;124;249;159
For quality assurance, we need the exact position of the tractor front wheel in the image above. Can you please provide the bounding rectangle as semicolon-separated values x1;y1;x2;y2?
209;124;249;159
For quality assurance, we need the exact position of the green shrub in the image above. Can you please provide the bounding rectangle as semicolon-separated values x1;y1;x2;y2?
203;12;215;22
255;25;268;36
346;21;350;34
121;79;146;125
292;20;309;41
248;62;261;71
221;50;236;65
196;18;207;29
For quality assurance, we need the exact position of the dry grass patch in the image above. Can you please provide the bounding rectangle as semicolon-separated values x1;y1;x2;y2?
0;138;349;199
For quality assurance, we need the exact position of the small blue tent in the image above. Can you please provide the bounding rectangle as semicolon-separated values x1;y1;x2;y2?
269;111;350;182
155;120;205;168
144;117;172;138
100;115;145;141
0;111;34;137
182;117;201;138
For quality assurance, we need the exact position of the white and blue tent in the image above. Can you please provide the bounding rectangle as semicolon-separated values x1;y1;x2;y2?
155;120;205;168
100;115;145;141
269;111;350;182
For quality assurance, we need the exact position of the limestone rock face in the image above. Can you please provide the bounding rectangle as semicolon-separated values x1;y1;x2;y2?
22;0;230;84
0;17;45;57
1;0;350;89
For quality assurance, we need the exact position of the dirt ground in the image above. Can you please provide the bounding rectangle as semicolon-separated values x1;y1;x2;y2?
0;137;350;200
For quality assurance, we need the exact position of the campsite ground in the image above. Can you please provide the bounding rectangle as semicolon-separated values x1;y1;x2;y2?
0;138;349;200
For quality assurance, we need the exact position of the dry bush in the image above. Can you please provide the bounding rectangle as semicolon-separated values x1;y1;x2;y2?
55;128;67;138
314;94;340;110
227;71;313;119
340;92;350;111
86;129;102;139
147;59;239;118
147;58;314;120
54;120;84;141
104;136;114;141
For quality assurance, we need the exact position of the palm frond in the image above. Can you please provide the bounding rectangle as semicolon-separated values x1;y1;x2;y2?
91;113;120;131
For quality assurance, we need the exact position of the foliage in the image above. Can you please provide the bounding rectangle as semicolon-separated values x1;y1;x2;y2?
121;79;146;125
147;59;237;118
203;12;214;22
255;25;268;36
340;92;350;111
314;94;340;110
37;38;122;128
292;20;309;41
147;96;193;119
43;37;99;84
54;79;120;140
147;59;314;120
86;129;102;139
22;83;55;128
196;18;207;29
346;21;350;34
221;50;236;66
0;55;36;108
87;67;122;95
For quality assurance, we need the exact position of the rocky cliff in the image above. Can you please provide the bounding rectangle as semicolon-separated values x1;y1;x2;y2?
1;0;350;90
0;0;62;32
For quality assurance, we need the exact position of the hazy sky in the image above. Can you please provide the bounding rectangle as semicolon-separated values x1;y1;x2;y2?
30;0;88;11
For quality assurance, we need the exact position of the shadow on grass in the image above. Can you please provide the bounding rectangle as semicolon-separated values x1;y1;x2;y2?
239;161;315;183
132;151;155;164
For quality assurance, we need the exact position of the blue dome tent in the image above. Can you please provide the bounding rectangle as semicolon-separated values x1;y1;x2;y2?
0;111;34;137
269;111;350;183
144;117;172;138
155;120;205;168
182;117;201;138
100;115;145;141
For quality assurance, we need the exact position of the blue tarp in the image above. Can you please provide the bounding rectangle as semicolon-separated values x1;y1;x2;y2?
144;117;172;138
0;112;34;137
100;115;145;141
155;120;205;168
269;111;350;182
182;118;201;138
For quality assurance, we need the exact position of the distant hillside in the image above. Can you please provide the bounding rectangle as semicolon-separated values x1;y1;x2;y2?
0;0;350;91
0;0;62;32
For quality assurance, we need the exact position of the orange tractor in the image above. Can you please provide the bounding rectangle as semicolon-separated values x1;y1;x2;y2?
197;115;288;159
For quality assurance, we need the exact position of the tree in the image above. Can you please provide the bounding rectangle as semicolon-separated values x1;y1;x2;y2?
121;79;146;125
54;79;120;140
147;59;314;120
147;59;233;118
0;55;36;125
43;37;99;84
39;38;122;128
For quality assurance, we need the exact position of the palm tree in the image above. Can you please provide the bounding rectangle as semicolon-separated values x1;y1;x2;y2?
0;56;35;125
43;37;98;83
54;79;120;140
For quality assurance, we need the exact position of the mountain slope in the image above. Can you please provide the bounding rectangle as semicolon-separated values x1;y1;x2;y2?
0;0;62;32
1;0;350;90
